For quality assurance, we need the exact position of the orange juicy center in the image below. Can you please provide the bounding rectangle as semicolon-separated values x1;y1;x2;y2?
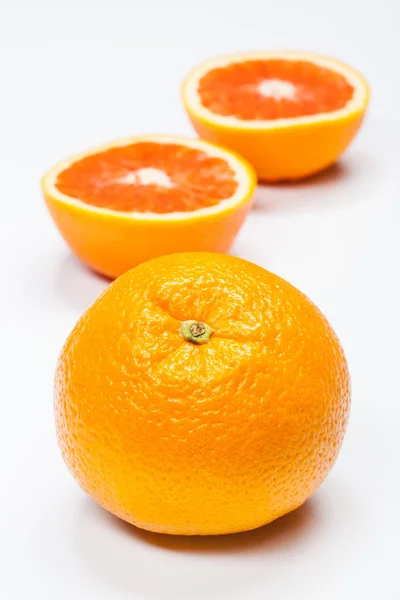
198;59;355;120
56;142;238;213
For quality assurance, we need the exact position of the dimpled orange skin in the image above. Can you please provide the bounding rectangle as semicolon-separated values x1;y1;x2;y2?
55;253;351;535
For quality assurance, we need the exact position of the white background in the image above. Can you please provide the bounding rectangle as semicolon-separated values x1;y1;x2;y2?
1;1;399;598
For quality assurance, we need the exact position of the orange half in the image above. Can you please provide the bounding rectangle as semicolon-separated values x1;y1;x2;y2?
42;135;256;279
182;51;369;180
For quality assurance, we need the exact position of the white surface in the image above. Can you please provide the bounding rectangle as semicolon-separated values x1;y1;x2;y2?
1;1;399;599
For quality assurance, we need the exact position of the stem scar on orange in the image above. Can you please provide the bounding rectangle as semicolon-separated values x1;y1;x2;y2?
55;253;351;536
42;135;256;279
182;51;370;181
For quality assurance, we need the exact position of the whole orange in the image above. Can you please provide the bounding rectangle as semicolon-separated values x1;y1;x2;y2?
55;253;350;535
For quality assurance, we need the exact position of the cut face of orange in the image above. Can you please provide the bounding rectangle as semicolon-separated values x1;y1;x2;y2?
42;135;256;279
182;51;369;181
56;141;241;214
198;58;356;121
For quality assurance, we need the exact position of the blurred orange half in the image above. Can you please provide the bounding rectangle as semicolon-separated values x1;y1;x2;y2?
42;135;256;278
182;51;369;181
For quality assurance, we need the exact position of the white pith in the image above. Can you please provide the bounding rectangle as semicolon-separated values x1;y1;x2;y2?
115;168;174;188
43;135;255;221
183;51;369;129
258;79;297;100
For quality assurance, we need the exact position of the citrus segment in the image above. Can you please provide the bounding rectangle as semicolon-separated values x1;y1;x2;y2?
198;59;355;120
56;142;238;214
42;135;256;278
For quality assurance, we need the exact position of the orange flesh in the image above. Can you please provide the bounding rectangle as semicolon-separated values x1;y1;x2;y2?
198;59;355;120
56;142;238;213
